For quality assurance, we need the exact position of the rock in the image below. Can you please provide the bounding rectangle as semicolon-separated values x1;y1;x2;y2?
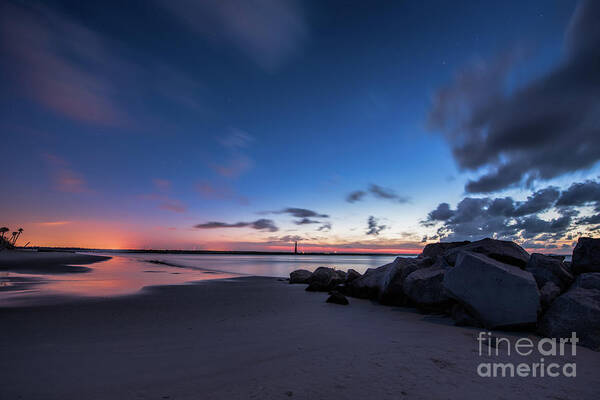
420;241;470;259
403;267;449;307
443;251;540;329
289;269;312;284
451;303;483;328
346;257;428;305
345;269;361;284
335;270;347;281
540;281;561;309
326;291;349;305
538;273;600;351
305;267;344;292
526;253;574;291
444;238;530;268
572;237;600;274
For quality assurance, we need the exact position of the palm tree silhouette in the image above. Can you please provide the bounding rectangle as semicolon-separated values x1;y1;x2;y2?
10;232;17;245
14;228;23;245
0;227;8;240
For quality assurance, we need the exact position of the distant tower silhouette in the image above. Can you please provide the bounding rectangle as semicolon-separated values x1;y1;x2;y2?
294;241;298;254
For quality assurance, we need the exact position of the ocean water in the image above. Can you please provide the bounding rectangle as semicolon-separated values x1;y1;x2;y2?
0;252;398;306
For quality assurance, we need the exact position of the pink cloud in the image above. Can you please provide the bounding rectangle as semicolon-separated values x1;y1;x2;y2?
159;201;187;213
43;153;88;193
153;179;171;191
1;3;125;125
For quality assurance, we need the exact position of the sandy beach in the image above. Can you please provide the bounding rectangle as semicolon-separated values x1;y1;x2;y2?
2;273;600;400
0;251;111;274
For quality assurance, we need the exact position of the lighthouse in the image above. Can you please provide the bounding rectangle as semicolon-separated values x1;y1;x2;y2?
294;241;298;254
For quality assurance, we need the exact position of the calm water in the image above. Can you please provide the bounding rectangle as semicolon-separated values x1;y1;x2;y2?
0;252;398;306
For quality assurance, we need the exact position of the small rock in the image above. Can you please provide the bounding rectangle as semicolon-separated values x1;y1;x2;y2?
540;281;561;309
326;292;349;305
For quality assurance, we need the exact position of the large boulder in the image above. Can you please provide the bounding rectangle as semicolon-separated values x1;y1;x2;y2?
346;257;429;305
289;269;312;284
443;251;540;329
444;238;530;268
403;267;450;308
420;241;470;259
572;237;600;274
538;273;600;351
305;267;344;292
526;253;574;291
345;269;361;284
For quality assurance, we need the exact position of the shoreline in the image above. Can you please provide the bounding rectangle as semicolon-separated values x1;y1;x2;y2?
2;276;600;399
0;250;111;274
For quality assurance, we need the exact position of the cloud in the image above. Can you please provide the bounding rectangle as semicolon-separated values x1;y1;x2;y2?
346;190;367;203
421;181;599;243
212;129;255;178
276;208;329;219
346;184;410;204
428;0;600;193
159;200;187;213
317;222;332;232
295;218;320;225
366;216;387;236
155;0;308;71
1;3;125;125
43;153;88;193
153;179;171;191
195;219;278;232
556;179;600;210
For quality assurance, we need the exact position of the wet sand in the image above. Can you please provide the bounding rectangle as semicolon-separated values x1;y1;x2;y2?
0;250;111;273
1;277;599;400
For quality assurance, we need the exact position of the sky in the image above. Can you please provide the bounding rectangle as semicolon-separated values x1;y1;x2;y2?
1;0;599;253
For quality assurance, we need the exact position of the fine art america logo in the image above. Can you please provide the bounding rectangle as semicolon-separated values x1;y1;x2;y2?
476;331;578;378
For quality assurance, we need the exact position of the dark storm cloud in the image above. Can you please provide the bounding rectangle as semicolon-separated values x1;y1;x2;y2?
556;180;600;210
421;182;594;242
428;0;600;193
345;184;409;204
195;218;278;232
366;216;387;236
346;190;366;203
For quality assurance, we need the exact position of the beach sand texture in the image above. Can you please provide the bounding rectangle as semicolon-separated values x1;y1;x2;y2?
2;274;600;400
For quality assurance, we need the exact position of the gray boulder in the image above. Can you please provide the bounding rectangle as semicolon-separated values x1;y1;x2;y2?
305;267;344;292
444;238;530;268
443;251;540;329
538;273;600;351
526;253;574;291
420;241;470;259
403;267;449;307
540;281;561;309
346;257;428;305
572;237;600;274
289;269;312;284
345;269;361;284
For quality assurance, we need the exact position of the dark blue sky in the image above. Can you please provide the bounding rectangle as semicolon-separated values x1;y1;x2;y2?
3;0;598;252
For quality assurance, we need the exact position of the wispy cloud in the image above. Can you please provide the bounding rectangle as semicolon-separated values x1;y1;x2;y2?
366;216;387;236
155;0;308;71
195;219;278;232
1;3;126;125
346;184;410;204
43;153;88;193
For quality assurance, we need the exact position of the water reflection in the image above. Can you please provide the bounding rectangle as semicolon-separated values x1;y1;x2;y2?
0;253;398;306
